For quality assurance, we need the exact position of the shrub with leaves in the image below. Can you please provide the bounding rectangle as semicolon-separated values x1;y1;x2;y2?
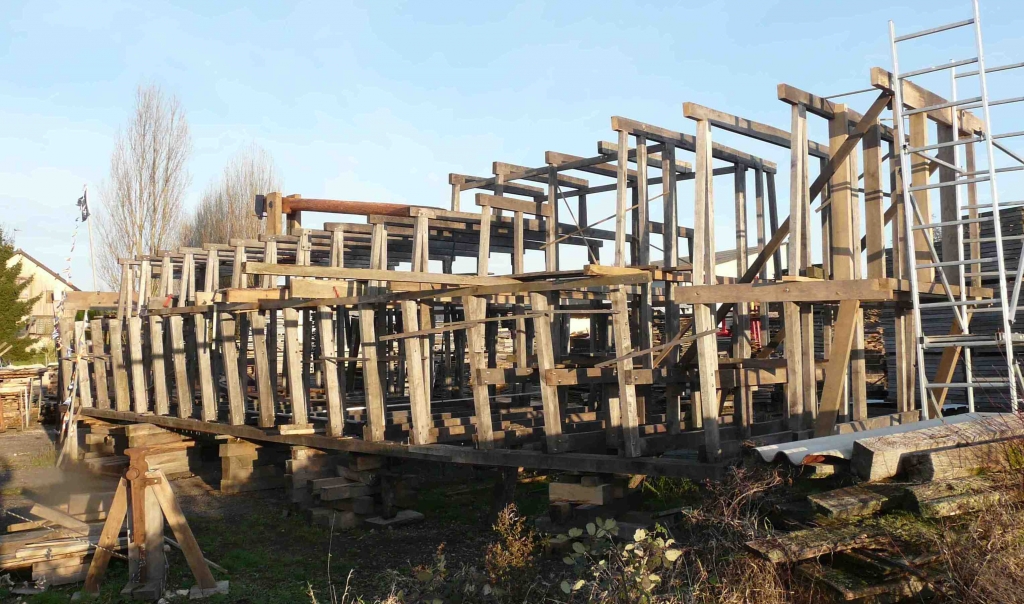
558;518;683;603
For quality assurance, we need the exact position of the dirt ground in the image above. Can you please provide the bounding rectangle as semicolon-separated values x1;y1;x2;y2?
0;427;555;604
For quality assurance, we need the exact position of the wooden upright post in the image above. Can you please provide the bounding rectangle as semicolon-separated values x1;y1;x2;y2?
784;103;808;431
733;166;752;437
692;119;721;461
662;145;682;433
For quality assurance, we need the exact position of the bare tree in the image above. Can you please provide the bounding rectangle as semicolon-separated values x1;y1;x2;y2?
180;143;281;248
98;84;192;289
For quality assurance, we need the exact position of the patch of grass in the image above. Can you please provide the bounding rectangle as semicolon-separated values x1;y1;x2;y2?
221;547;272;572
29;589;75;603
23;449;56;468
640;476;701;510
416;483;490;525
1;485;23;497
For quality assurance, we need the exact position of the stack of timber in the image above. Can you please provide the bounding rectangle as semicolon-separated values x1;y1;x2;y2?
284;446;344;508
0;493;123;587
77;417;128;475
538;473;645;535
78;419;195;478
0;366;44;430
747;415;1024;600
218;438;287;493
303;453;423;529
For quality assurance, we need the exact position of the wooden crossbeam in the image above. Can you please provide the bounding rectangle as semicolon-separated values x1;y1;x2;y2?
245;263;521;285
611;116;778;172
682;102;831;159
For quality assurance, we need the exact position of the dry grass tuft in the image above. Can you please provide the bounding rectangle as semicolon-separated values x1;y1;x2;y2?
934;502;1024;604
484;504;539;594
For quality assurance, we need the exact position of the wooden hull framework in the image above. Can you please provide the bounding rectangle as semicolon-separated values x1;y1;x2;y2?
58;68;996;478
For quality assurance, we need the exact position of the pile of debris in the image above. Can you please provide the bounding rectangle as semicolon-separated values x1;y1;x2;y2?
747;412;1024;600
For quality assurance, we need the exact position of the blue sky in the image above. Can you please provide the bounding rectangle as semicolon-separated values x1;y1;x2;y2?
2;0;1022;287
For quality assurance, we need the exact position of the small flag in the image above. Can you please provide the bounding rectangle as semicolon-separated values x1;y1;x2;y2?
77;190;90;222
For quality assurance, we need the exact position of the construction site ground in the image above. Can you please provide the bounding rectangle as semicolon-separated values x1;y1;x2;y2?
0;427;560;603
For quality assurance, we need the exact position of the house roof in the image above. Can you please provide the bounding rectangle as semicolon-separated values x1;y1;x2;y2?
10;249;79;291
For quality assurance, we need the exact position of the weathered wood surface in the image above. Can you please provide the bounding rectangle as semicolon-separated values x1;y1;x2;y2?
852;414;1024;481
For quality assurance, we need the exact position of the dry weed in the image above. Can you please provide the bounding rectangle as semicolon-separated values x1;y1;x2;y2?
934;503;1024;604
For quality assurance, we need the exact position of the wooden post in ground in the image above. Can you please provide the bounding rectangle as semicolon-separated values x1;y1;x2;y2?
360;223;387;442
73;320;93;409
89;318;110;409
815;299;862;437
609;288;641;457
400;300;432;445
462;200;495;448
784;103;807;431
127;315;148;414
108;317;131;411
732;166;752;437
531;292;566;453
662;145;682;433
195;248;218;422
909;113;934;284
692;118;721;461
829;105;867;422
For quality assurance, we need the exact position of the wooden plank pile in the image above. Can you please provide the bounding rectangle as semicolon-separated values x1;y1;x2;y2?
218;438;287;493
1;493;123;588
0;366;44;430
297;453;422;529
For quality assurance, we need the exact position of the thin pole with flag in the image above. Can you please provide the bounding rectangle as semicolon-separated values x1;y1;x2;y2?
78;185;97;291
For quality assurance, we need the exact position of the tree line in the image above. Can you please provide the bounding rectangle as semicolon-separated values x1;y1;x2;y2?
97;84;282;289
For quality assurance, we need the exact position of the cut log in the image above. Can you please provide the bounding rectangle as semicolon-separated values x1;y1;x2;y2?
903;436;1024;481
851;414;1024;481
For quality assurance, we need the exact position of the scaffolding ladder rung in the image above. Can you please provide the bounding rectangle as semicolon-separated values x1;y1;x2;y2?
922;339;1004;349
994;130;1024;140
894;18;974;42
908;136;983;153
900;57;978;79
904;96;982;116
919;298;997;309
912;215;991;230
964;234;1024;243
919;257;998;269
964;165;1024;177
956;60;1024;78
926;382;1009;389
960;95;1024;111
908;175;989;192
963;199;1024;210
